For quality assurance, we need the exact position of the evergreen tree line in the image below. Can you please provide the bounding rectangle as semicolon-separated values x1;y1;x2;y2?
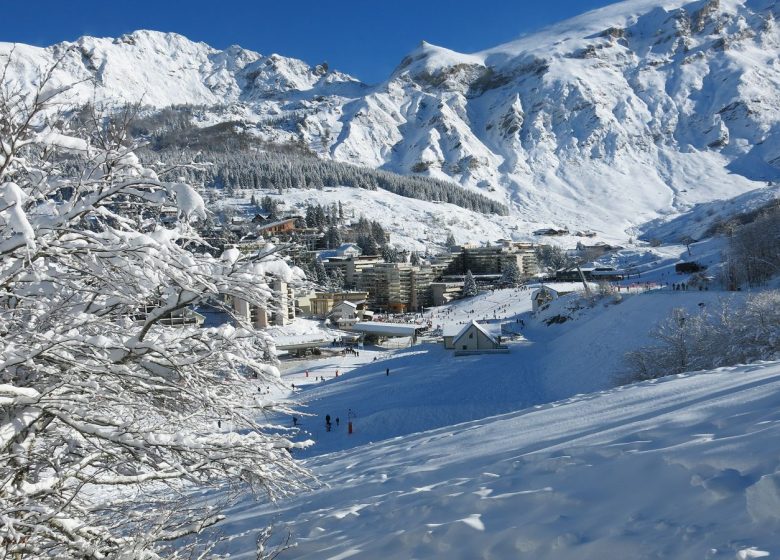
304;202;343;230
143;147;508;215
353;216;388;256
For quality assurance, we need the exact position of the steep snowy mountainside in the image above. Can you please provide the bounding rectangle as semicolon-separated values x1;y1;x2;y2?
5;0;780;239
0;29;365;110
329;0;780;236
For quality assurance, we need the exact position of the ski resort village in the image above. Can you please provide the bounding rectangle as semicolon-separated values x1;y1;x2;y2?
3;0;780;558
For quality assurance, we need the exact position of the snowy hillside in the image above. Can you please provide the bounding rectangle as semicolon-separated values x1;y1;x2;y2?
213;358;780;559
6;0;780;239
263;285;748;459
331;0;780;237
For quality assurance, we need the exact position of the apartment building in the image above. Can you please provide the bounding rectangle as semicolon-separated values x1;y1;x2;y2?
359;262;436;312
232;278;295;328
456;241;538;277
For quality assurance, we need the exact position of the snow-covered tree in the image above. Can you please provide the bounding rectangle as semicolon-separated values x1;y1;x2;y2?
314;258;329;285
328;268;345;291
535;244;576;272
0;60;309;558
463;270;478;297
500;261;521;287
325;225;342;249
381;245;399;263
721;205;780;288
356;233;378;256
410;251;421;266
624;292;780;382
445;231;457;248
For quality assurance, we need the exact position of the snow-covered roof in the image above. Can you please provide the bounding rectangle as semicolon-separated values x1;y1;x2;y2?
442;324;465;337
334;300;358;309
452;321;498;346
351;322;424;336
318;243;363;261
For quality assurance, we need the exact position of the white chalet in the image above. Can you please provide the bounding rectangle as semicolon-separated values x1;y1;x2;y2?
445;321;505;352
329;300;359;329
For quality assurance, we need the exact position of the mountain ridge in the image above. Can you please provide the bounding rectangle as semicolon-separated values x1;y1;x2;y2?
3;0;780;240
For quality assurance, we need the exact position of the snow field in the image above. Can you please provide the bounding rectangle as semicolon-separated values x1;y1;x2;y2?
267;283;747;458
215;360;780;559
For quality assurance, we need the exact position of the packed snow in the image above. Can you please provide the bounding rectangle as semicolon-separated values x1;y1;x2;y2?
212;353;780;559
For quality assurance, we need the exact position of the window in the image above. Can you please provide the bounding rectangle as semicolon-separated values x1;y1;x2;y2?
469;333;473;339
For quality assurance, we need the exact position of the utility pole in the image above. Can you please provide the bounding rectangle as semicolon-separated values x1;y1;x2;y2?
576;264;592;297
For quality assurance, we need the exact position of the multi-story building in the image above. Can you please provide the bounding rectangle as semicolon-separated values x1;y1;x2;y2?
345;255;385;289
456;241;538;277
430;282;465;306
359;262;436;312
309;291;369;317
232;278;295;328
429;252;459;277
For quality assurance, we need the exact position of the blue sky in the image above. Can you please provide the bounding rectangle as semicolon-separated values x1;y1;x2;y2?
6;0;619;83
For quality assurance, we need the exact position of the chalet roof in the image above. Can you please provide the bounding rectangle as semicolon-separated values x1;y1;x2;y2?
333;300;358;309
351;322;424;336
442;323;465;337
452;320;498;346
317;242;363;261
256;218;296;230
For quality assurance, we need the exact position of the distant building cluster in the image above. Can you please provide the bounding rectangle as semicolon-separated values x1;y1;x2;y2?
197;196;550;331
313;240;539;315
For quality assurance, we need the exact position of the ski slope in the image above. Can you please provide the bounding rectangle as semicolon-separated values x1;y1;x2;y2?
185;274;775;559
214;359;780;559
270;285;747;460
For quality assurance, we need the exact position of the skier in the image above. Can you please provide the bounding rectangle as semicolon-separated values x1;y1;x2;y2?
386;367;390;376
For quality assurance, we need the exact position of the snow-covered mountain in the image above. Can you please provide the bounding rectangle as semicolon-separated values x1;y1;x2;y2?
0;29;366;107
5;0;780;239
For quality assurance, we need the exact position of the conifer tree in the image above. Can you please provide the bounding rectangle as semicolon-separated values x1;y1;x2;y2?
463;270;479;297
445;231;457;248
500;261;522;287
314;259;329;285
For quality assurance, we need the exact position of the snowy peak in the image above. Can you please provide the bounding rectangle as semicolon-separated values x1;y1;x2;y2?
328;0;780;238
392;41;486;89
5;0;780;239
1;29;364;107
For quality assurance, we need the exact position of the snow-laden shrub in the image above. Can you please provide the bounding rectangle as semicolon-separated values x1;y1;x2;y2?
0;58;309;558
720;205;780;289
624;292;780;382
